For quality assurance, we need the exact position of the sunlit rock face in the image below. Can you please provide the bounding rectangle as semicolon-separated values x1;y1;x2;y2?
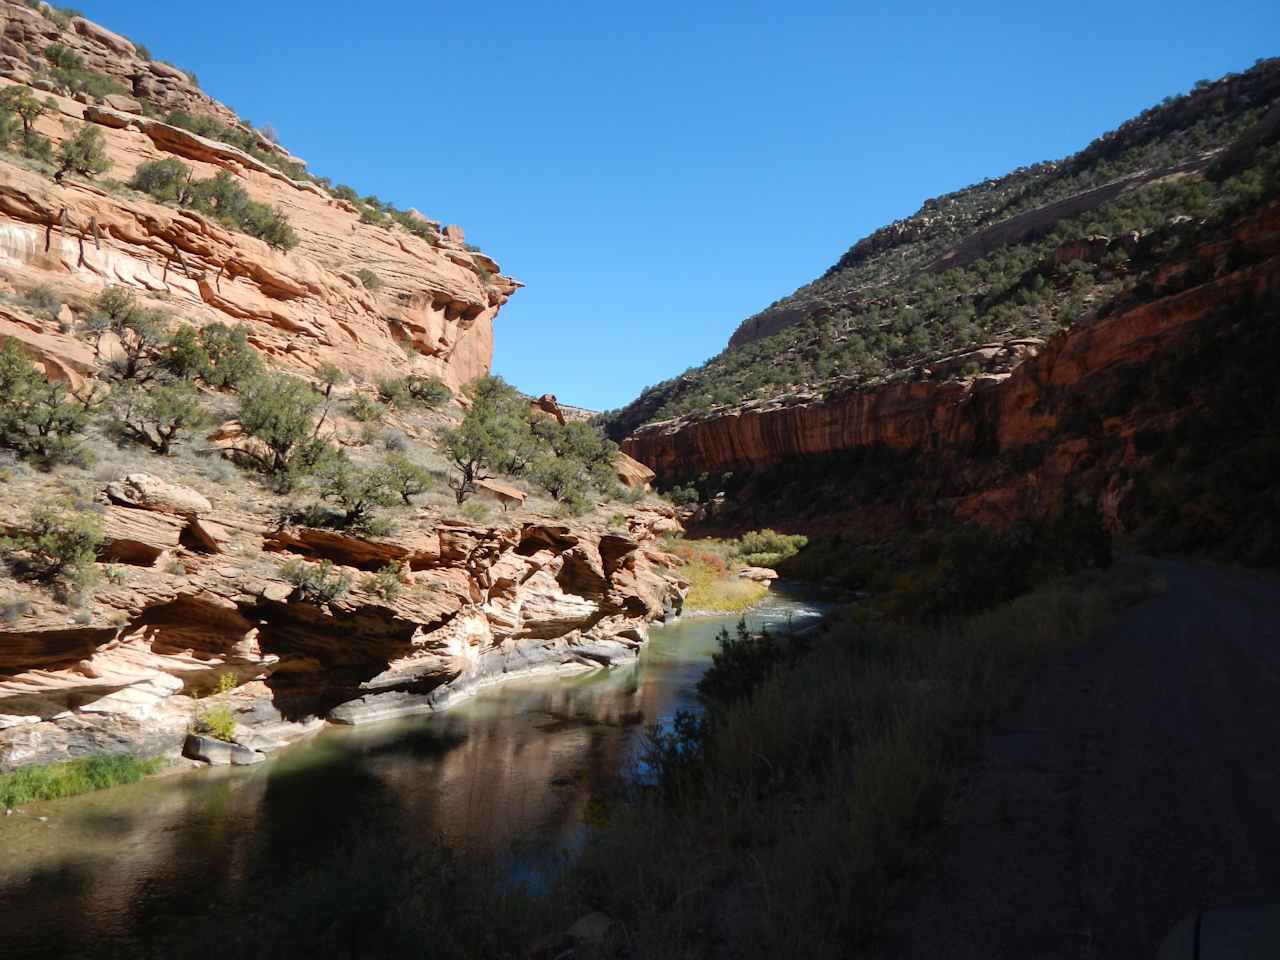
0;504;689;768
0;0;519;393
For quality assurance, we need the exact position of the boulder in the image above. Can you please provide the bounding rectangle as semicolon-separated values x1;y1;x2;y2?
738;566;778;582
476;478;526;511
615;451;655;490
70;16;135;55
183;733;264;766
101;93;142;114
530;393;566;425
106;474;212;517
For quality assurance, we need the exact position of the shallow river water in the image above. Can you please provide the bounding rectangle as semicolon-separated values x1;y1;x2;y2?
0;585;827;958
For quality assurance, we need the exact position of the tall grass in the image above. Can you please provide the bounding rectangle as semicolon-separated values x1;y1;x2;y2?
0;755;166;808
560;563;1159;958
664;535;769;612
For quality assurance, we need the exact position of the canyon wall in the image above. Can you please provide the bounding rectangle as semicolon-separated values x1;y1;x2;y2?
0;493;688;769
626;199;1280;531
0;1;518;392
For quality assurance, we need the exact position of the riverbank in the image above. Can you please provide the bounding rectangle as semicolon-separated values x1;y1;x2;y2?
524;559;1165;959
0;586;828;959
0;755;168;809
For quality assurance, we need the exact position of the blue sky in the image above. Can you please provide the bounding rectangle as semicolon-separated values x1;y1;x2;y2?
82;2;1278;410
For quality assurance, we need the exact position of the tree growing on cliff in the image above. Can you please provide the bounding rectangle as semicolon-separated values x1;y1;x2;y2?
129;158;197;206
0;86;54;136
160;322;262;390
110;380;212;455
438;376;531;503
383;453;433;505
87;288;163;381
313;456;398;534
0;339;92;467
237;373;331;486
0;499;103;601
377;374;451;411
53;123;111;183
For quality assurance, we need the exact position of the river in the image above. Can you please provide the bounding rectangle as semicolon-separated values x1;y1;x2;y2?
0;584;827;958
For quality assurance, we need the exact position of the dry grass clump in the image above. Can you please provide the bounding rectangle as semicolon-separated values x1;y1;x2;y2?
663;536;768;612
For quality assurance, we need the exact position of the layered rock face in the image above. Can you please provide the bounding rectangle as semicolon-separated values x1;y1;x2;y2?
0;1;518;392
0;490;688;769
626;199;1280;532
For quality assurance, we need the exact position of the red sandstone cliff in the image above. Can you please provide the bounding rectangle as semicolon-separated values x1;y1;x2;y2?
626;199;1280;531
0;1;518;392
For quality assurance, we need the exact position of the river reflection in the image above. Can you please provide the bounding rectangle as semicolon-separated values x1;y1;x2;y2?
0;586;827;958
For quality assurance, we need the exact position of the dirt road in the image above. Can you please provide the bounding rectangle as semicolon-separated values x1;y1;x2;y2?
888;558;1280;958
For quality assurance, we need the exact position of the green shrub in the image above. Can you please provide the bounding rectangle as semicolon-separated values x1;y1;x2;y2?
666;484;700;507
459;500;490;522
0;338;92;467
0;755;166;807
237;373;324;475
438;376;540;503
356;268;381;290
736;529;809;568
316;362;346;397
391;209;438;242
0;86;54;136
17;128;53;163
696;619;805;705
383;453;432;504
532;419;618;490
46;61;126;100
0;500;103;598
314;456;398;532
376;374;451;410
194;701;237;742
43;42;82;72
53;123;111;181
86;287;164;381
346;393;384;423
281;558;352;604
132;159;299;251
111;379;211;454
361;563;404;602
160;322;261;390
163;111;305;179
197;323;262;389
159;326;208;380
529;454;586;503
129;157;196;205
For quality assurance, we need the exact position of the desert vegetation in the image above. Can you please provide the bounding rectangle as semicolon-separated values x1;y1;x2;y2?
129;158;299;251
0;85;112;183
608;59;1280;433
0;498;103;602
440;375;620;512
0;755;166;808
41;40;126;99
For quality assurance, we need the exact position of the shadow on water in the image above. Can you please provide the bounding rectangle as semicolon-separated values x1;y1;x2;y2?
0;583;830;958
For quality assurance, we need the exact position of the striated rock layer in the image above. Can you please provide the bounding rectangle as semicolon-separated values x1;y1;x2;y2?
625;199;1280;531
0;500;688;769
0;0;519;391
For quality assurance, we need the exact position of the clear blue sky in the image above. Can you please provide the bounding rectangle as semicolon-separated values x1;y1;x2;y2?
83;2;1278;410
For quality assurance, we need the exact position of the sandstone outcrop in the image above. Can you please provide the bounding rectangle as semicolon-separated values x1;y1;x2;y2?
0;1;520;393
0;500;688;768
105;473;213;517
